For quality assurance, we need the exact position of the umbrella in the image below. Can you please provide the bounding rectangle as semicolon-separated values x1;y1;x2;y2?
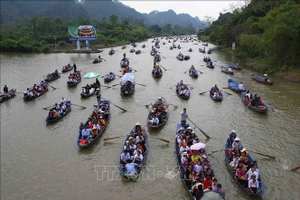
84;72;100;79
190;142;206;150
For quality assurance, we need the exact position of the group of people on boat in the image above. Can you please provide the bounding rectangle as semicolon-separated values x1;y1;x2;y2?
79;101;109;145
62;64;73;72
203;56;211;62
152;64;162;76
46;69;59;81
68;71;81;83
210;85;222;99
176;80;190;97
104;72;115;80
226;130;261;195
175;126;225;199
121;81;134;93
243;91;264;107
120;123;147;176
48;98;71;119
148;97;168;126
120;54;129;67
24;81;48;98
81;83;99;95
122;66;132;75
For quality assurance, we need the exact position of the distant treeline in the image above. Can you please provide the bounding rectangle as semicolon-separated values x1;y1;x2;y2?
198;0;300;73
0;15;196;53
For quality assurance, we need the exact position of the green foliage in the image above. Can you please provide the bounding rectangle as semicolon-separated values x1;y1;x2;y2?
199;0;300;72
0;15;196;52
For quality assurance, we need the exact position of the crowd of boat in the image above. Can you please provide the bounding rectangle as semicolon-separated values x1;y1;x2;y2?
1;34;285;200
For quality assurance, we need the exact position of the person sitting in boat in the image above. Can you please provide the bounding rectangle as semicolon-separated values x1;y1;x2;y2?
238;82;245;90
180;142;190;155
151;115;159;126
264;74;269;82
120;149;131;165
81;127;91;139
184;88;190;97
55;103;60;110
91;125;99;137
248;174;259;195
232;137;243;150
257;96;262;105
251;94;258;106
61;102;66;112
54;69;59;76
89;87;95;95
133;150;143;165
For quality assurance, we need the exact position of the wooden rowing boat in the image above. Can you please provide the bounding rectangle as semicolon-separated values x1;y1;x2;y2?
44;73;61;82
104;73;116;83
176;84;190;100
147;98;169;129
210;90;223;102
251;73;273;85
221;66;234;75
77;100;110;148
93;58;103;64
241;92;268;113
225;135;263;196
23;86;48;101
120;58;130;68
189;69;199;79
46;100;71;123
228;63;241;70
120;73;135;95
152;66;163;78
0;89;16;103
228;79;246;93
67;71;81;86
119;123;148;180
62;66;73;73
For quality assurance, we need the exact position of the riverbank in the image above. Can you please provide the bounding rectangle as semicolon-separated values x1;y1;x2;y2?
222;47;300;83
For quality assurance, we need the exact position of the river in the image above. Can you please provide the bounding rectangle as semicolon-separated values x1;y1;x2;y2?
1;38;300;200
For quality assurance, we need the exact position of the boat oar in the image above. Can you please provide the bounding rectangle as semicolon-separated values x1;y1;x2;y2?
224;91;232;95
161;65;167;71
71;103;86;109
249;150;276;159
223;87;230;89
131;68;138;72
102;98;127;112
102;85;111;89
169;85;176;89
184;70;188;74
152;136;170;143
198;71;203;74
291;166;300;171
199;90;209;95
186;118;211;139
103;136;124;141
48;85;57;90
43;105;54;110
136;83;146;87
111;83;119;87
207;148;224;155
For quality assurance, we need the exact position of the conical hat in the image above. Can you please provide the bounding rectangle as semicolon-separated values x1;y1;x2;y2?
135;122;141;126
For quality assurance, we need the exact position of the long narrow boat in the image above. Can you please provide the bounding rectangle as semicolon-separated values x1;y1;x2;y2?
221;66;234;75
119;123;148;180
77;100;110;148
251;73;273;85
207;62;214;69
62;65;73;73
23;85;48;101
176;84;190;100
67;71;81;86
210;89;223;102
241;92;268;113
175;124;224;200
46;100;72;123
229;63;241;70
93;58;103;64
0;89;17;103
228;79;246;93
120;73;135;95
44;73;61;82
109;49;115;55
104;73;116;83
147;98;169;129
80;90;95;98
225;135;263;196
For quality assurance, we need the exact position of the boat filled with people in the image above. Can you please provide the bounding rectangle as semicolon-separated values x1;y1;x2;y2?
225;131;263;196
77;100;110;148
44;69;61;82
228;79;246;93
135;50;141;54
120;72;135;95
119;122;148;180
251;73;273;85
189;65;199;79
67;71;81;86
0;87;16;103
103;72;116;83
152;64;163;78
175;124;225;200
62;64;73;73
210;85;223;101
241;91;268;113
46;98;71;123
109;48;115;55
23;81;48;101
80;84;99;98
207;60;214;69
221;66;234;75
120;57;130;68
176;80;190;100
147;97;169;129
93;57;103;64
